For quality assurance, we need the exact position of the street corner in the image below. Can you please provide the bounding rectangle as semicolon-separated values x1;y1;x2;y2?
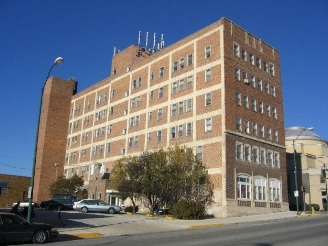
187;223;226;230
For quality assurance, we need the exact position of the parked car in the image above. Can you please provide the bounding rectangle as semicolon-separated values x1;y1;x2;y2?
12;199;35;208
0;212;58;244
73;199;121;214
40;194;80;210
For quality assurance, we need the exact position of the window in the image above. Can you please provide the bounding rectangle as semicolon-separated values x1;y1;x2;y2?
157;108;163;120
148;111;152;121
260;125;264;138
171;127;176;139
132;79;137;89
267;128;272;141
205;118;212;132
250;54;254;65
256;57;261;69
236;92;241;106
253;147;259;163
236;143;243;160
233;43;240;57
269;179;280;202
179;79;184;91
242;71;248;81
265;82;270;94
134;136;139;147
252;122;257;136
236;117;242;132
135;115;140;126
157;130;162;141
245;145;251;162
268;151;273;167
149;90;154;100
110;107;114;115
147;133;152;142
205;68;212;82
251;98;257;111
97;95;102;104
171;103;177;116
186;98;193;112
108;124;112;134
122;128;126;135
263;61;268;72
107;143;111;153
125;91;129;97
274;130;278;142
196;146;203;161
235;68;240;80
150;70;154;80
158;87;164;98
250;75;255;88
274;152;280;168
121;148;125;155
123;109;128;116
179;58;184;69
260;148;266;164
172;61;178;72
178;101;184;114
243;95;249;109
254;177;266;201
187;75;193;88
111;89;115;98
272;107;277;119
266;105;271;117
237;175;251;199
205;92;212;106
172;81;177;94
205;45;211;58
271;86;276;97
269;63;275;76
178;124;183;137
259;102;263;114
187;54;193;66
258;79;262;91
242;49;247;61
159;67;164;78
186;122;192;136
244;120;250;134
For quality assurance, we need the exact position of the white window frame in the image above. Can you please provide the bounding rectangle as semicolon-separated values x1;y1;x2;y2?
237;175;251;200
253;147;259;163
254;177;266;201
205;117;212;132
205;68;212;82
205;45;211;58
205;92;212;106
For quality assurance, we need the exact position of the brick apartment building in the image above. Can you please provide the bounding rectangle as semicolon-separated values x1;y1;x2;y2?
33;17;288;217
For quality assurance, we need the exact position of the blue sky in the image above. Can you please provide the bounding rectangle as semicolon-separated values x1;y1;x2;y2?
1;0;327;176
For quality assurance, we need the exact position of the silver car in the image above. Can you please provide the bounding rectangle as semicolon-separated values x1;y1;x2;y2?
73;199;121;214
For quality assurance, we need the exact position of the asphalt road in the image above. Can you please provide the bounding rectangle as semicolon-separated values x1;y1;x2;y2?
46;214;328;246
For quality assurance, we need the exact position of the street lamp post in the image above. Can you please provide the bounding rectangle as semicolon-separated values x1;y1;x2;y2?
27;57;64;222
292;127;313;215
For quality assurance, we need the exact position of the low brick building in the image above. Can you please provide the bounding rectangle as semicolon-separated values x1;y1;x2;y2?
0;174;30;208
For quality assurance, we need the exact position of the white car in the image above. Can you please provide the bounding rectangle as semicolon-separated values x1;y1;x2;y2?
73;199;121;214
12;200;34;208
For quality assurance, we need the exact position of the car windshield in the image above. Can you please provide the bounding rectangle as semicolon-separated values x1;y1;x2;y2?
1;214;29;225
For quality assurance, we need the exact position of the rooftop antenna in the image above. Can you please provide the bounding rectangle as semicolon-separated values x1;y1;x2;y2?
138;31;141;46
113;47;116;56
153;33;156;48
146;32;149;47
161;34;164;49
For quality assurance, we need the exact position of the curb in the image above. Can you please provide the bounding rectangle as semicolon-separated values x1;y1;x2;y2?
187;223;226;230
71;232;103;239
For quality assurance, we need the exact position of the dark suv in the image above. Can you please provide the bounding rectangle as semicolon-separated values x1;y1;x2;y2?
40;194;80;210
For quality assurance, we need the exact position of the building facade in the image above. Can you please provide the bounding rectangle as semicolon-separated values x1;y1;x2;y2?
0;174;30;208
35;17;288;217
285;126;328;211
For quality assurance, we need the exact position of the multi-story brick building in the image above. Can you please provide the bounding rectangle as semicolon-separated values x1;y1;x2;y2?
34;17;288;217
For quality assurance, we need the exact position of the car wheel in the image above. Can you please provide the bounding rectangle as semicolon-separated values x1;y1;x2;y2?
108;208;115;214
33;230;48;244
81;207;88;213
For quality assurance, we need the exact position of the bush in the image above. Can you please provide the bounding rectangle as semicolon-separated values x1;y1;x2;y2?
172;199;205;220
305;203;320;211
124;206;139;213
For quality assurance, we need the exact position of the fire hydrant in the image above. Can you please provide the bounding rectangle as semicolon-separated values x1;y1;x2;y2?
311;206;315;214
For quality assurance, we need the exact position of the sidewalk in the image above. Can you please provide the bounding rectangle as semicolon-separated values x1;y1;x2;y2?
54;211;300;240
